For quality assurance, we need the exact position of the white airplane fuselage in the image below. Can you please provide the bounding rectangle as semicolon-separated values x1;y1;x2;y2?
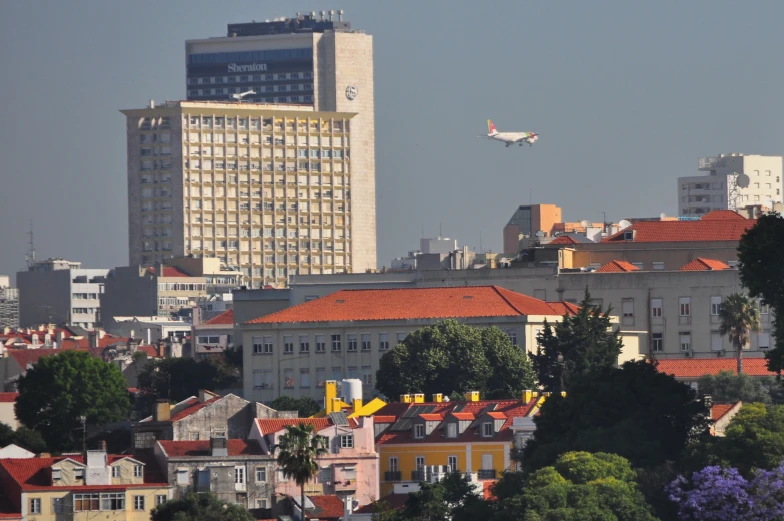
488;132;538;146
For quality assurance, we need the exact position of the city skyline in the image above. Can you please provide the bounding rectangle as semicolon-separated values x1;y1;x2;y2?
3;1;784;278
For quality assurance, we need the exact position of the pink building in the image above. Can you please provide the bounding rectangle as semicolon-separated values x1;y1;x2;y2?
249;416;379;507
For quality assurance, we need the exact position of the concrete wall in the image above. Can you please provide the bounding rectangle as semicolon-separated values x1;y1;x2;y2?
101;267;158;321
17;268;107;328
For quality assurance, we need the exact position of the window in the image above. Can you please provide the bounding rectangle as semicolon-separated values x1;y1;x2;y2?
760;300;770;314
415;456;426;469
760;330;771;349
112;466;120;478
256;499;268;509
361;333;371;350
299;335;309;352
263;336;273;353
29;498;41;515
340;435;354;448
506;329;518;346
252;336;263;354
482;422;493;437
134;496;145;511
256;467;267;482
101;493;125;511
52;498;64;514
448;455;458;472
711;332;723;351
316;334;326;352
389;457;399;472
447;423;457;438
621;299;634;318
347;333;357;351
331;334;341;351
74;493;100;511
283;335;294;353
396;332;407;344
156;495;167;506
711;296;722;316
652;333;663;352
379;332;389;350
680;333;691;352
74;468;84;479
235;466;245;484
679;297;691;316
651;298;662;318
134;465;143;477
653;262;665;270
414;424;425;439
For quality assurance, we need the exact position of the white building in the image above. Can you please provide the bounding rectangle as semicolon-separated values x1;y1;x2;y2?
678;154;783;217
0;276;19;329
391;237;460;270
16;259;108;329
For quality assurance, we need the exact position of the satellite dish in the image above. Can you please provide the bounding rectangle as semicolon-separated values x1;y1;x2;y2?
660;213;667;220
580;220;591;228
736;173;750;188
618;219;632;230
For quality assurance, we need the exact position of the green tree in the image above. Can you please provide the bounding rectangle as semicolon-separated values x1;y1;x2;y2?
15;350;131;452
493;452;658;521
522;361;710;471
12;427;47;454
375;320;536;400
269;396;322;417
138;357;238;403
151;492;253;521
718;293;761;374
530;289;623;392
273;423;328;519
697;370;773;404
737;212;784;372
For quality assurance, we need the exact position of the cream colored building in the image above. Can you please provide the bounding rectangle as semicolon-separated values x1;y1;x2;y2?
185;12;376;274
121;102;360;288
678;154;783;217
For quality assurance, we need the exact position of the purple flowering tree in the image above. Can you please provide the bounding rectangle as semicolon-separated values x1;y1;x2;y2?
668;464;784;521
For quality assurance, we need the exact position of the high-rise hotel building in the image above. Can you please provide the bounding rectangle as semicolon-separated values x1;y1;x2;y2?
121;101;357;288
184;12;376;271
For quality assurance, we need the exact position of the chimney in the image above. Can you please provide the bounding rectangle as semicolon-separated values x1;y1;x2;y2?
128;338;139;354
153;399;170;422
211;435;228;457
465;391;480;402
338;9;344;22
352;398;362;412
400;394;412;403
157;339;165;358
56;330;65;346
85;440;110;485
98;329;105;339
156;262;164;278
523;390;533;403
413;393;425;403
88;331;98;349
432;393;443;403
198;389;215;403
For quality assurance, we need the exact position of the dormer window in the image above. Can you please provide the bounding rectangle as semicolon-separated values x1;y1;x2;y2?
112;466;120;478
51;469;61;481
623;230;633;241
482;422;493;437
134;465;143;477
414;424;425;439
74;468;84;479
447;423;457;438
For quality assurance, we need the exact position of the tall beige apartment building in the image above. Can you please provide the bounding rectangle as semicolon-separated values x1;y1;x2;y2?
121;101;358;288
184;12;376;273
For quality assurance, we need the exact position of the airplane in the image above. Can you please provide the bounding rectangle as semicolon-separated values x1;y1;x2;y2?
480;120;539;147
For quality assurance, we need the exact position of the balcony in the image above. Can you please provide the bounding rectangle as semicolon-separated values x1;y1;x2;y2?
334;479;357;491
411;470;425;482
477;469;497;480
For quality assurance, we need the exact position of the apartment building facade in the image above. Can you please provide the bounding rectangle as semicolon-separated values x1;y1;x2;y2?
122;101;360;289
240;286;583;402
678;154;783;217
16;259;108;328
0;276;19;329
186;12;377;271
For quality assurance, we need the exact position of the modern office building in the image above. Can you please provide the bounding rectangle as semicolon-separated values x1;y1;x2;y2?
502;204;562;254
678;154;783;217
121;101;359;288
185;12;377;272
0;276;19;329
16;259;108;329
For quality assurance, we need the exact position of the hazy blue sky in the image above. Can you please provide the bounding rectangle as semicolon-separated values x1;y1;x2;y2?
2;1;784;279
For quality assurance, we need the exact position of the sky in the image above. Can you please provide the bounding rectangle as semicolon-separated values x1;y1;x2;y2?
2;1;784;280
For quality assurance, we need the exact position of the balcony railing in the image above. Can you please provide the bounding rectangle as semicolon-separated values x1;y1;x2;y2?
411;470;425;482
477;469;497;479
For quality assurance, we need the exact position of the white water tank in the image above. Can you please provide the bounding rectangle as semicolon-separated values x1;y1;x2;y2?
341;379;363;403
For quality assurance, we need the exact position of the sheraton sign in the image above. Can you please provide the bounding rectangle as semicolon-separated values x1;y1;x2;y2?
227;62;268;73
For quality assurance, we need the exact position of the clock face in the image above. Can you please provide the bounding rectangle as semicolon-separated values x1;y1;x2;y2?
345;85;358;100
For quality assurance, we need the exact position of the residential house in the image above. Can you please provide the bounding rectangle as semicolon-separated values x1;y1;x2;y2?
0;445;171;520
249;415;380;507
373;392;541;496
710;401;743;436
0;393;19;429
241;286;589;402
0;445;34;459
192;309;235;360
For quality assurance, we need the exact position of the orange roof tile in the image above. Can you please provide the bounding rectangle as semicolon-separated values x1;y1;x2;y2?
701;210;747;220
373;416;397;423
204;309;234;325
604;215;753;243
247;286;575;324
306;495;345;520
679;258;732;271
255;417;359;436
6;348;90;369
158;439;265;457
0;392;18;403
418;414;443;421
548;235;579;245
169;396;222;421
655;358;774;378
711;403;738;421
487;411;507;420
595;260;640;273
147;266;192;278
546;302;581;315
450;412;475;421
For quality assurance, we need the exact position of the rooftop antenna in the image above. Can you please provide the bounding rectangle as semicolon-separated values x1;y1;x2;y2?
439;223;443;239
479;231;483;253
25;220;36;268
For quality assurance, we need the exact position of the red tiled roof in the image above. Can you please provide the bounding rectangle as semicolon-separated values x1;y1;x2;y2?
655;358;774;378
711;403;738;421
679;258;732;271
255;417;359;436
603;214;753;243
418;414;443;421
136;345;161;358
595;260;640;273
375;399;536;445
484;480;497;500
157;439;265;457
247;286;575;324
169;396;222;421
6;348;90;369
701;210;747;220
147;266;192;278
546;302;580;315
0;392;18;403
306;495;345;520
373;416;397;423
205;309;234;325
548;235;579;245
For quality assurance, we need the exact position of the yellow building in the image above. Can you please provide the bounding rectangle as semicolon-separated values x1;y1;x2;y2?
0;448;172;520
374;391;541;495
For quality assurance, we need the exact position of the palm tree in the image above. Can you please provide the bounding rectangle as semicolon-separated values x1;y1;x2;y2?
719;293;761;375
273;423;328;521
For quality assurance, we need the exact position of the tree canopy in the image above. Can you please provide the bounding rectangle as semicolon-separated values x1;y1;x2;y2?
375;320;536;400
718;293;761;374
521;360;711;471
268;395;322;417
737;212;784;372
0;424;47;453
15;350;131;452
151;492;253;521
530;289;623;393
697;370;784;405
137;356;238;403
